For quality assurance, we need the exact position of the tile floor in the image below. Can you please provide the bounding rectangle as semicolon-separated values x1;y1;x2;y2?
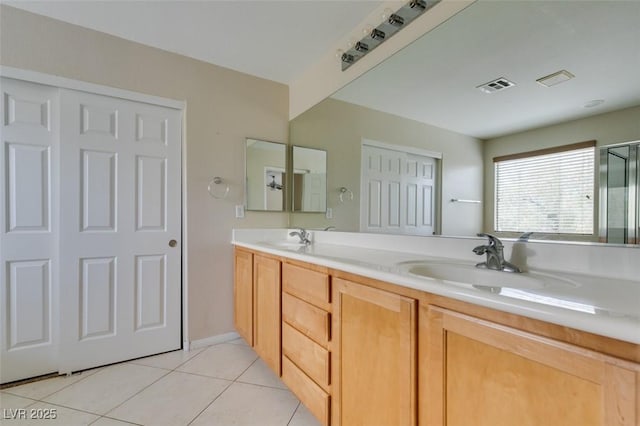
0;338;320;426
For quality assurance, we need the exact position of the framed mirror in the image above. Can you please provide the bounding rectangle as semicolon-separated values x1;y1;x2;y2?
245;138;287;211
292;146;327;212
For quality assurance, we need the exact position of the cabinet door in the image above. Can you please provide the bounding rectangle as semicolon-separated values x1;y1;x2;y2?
233;248;253;345
253;254;281;375
421;306;639;426
333;278;417;426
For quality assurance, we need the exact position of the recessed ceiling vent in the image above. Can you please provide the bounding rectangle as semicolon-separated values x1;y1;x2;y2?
536;70;575;87
476;77;516;94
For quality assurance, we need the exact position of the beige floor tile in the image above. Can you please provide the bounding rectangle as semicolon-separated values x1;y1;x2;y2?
176;343;257;380
128;348;203;370
288;403;322;426
107;371;230;426
90;418;139;426
2;370;99;401
228;337;249;346
237;358;287;389
43;364;167;415
0;392;37;410
0;402;98;426
190;382;299;426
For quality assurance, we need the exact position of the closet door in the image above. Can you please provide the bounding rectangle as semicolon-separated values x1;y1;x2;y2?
58;90;182;373
0;78;60;383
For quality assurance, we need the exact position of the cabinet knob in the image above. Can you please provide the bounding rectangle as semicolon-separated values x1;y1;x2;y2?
169;239;177;248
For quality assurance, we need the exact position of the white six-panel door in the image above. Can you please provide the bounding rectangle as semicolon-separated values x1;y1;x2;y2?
58;89;181;373
0;79;60;383
0;78;182;383
360;144;437;236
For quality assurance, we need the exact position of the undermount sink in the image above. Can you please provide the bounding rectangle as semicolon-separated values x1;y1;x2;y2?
400;261;579;290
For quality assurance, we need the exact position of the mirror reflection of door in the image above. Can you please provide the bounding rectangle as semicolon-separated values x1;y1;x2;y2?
292;146;327;212
360;142;438;236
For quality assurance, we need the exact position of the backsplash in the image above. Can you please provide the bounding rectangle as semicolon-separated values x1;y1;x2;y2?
232;228;640;282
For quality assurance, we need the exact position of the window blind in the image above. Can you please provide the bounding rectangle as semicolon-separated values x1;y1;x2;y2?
494;143;595;234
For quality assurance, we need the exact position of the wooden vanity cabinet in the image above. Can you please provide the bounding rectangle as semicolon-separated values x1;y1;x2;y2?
281;261;332;426
420;305;640;426
233;247;282;375
233;247;253;345
234;246;640;426
332;277;417;426
253;253;282;375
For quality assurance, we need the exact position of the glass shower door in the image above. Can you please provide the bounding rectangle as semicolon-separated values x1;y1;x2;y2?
600;142;638;244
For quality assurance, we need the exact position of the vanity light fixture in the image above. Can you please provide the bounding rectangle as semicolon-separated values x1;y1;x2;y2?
340;0;441;71
536;70;575;87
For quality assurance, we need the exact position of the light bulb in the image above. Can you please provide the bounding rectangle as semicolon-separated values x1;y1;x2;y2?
362;25;373;36
335;49;344;60
346;37;357;49
381;8;394;22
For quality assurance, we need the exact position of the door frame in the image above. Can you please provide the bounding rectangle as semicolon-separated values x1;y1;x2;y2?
0;66;190;350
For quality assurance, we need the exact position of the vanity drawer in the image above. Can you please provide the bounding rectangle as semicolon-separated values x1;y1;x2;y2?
282;292;330;347
283;322;331;389
282;355;330;426
282;263;331;311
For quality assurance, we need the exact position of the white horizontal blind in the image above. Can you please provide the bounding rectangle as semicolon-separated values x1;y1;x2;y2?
495;145;594;234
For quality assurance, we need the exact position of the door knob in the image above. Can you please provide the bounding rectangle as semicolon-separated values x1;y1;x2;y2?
169;239;177;247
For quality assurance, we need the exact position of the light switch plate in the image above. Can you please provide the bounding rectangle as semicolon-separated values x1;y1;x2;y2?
326;208;333;219
235;205;245;218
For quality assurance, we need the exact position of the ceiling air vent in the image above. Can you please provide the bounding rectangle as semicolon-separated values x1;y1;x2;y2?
476;77;516;94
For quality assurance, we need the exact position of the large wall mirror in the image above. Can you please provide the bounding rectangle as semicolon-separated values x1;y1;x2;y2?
245;138;287;211
292;146;327;213
289;0;640;244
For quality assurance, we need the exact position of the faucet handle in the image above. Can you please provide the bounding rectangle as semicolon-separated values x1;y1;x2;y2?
477;233;503;247
518;232;533;242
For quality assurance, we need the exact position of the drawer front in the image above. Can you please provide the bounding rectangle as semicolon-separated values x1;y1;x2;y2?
283;322;330;388
282;292;330;347
282;263;331;311
282;355;330;426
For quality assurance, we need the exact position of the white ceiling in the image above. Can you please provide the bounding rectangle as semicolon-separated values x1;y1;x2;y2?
332;0;640;139
5;0;383;84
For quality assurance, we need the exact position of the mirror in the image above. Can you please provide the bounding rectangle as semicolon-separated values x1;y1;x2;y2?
245;138;287;211
289;0;640;243
292;146;327;212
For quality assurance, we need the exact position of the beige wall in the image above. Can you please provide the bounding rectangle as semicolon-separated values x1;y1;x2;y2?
483;106;640;238
289;98;484;236
0;6;289;341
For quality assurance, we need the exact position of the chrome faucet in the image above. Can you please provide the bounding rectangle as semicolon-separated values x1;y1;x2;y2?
289;228;311;245
473;233;521;273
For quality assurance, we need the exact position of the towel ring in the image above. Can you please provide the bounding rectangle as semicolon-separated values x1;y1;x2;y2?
339;187;354;203
208;177;230;199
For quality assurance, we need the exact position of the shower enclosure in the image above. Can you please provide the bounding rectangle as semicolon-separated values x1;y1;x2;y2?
599;141;639;244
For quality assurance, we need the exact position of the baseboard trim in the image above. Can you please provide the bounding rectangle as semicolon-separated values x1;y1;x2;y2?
189;332;241;350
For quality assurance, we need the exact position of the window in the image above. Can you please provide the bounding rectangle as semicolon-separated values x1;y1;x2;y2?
494;141;595;234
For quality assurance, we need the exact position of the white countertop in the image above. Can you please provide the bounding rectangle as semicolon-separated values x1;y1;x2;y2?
232;229;640;345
